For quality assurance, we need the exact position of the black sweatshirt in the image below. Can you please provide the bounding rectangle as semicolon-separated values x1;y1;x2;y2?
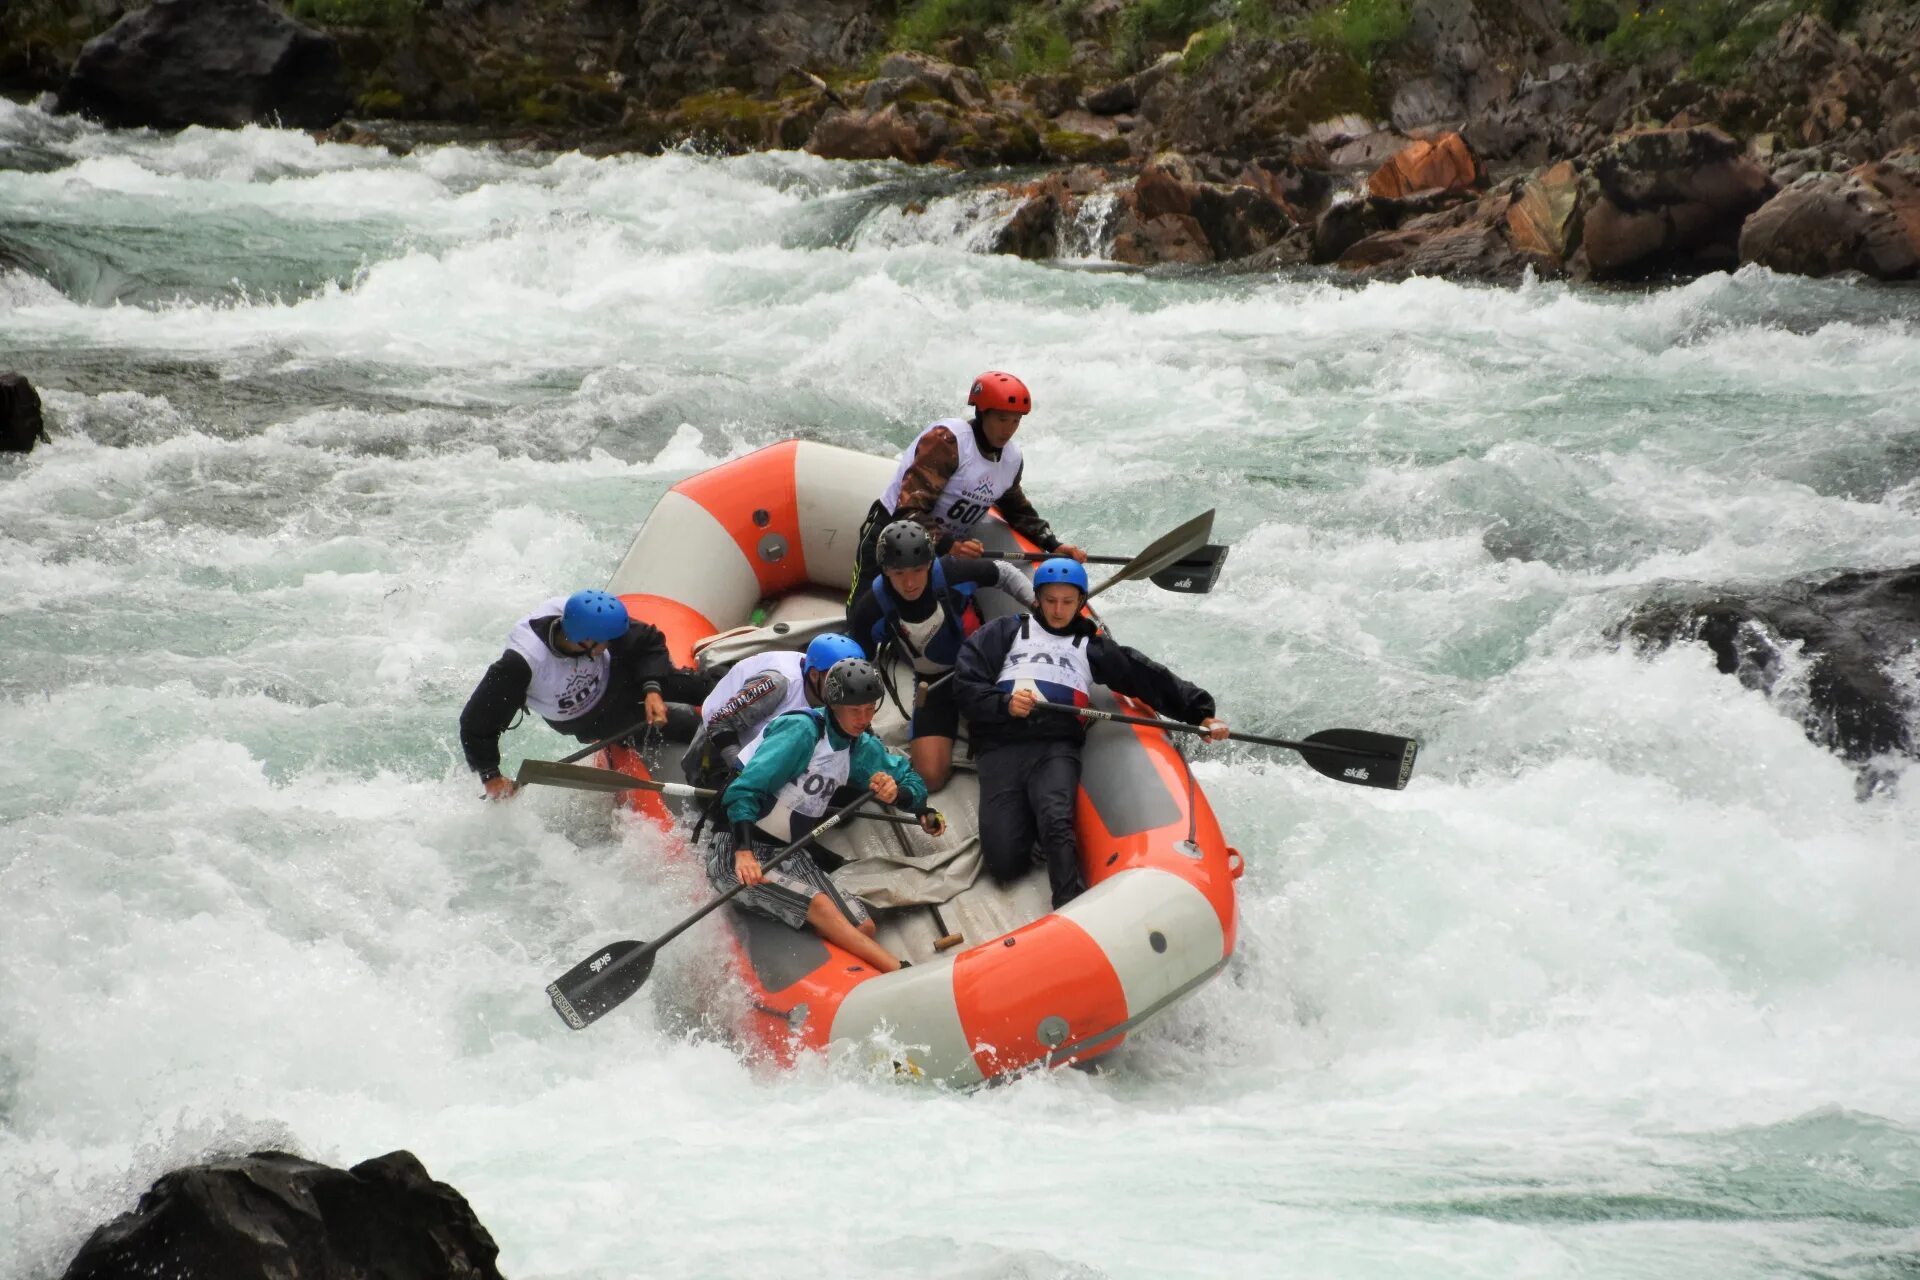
458;613;673;774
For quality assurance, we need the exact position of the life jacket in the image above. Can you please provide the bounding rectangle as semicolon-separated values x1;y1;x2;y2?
504;596;612;723
995;615;1093;709
870;560;981;675
736;708;851;843
880;417;1024;542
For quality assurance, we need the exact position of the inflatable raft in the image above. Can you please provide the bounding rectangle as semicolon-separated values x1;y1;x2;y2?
596;440;1241;1087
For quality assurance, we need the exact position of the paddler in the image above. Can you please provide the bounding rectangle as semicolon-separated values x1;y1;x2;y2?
680;632;864;791
460;589;713;799
952;558;1228;908
712;657;946;973
846;370;1086;610
848;519;1036;791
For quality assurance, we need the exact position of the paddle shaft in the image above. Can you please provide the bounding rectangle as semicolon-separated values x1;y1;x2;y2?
556;717;653;766
633;791;877;964
983;549;1217;568
1036;702;1390;760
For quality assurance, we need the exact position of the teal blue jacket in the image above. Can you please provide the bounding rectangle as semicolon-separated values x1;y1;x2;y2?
722;708;928;828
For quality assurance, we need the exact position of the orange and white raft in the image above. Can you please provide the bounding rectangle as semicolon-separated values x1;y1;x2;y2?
597;440;1241;1087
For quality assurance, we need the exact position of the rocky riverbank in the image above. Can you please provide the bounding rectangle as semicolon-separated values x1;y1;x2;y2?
4;0;1919;282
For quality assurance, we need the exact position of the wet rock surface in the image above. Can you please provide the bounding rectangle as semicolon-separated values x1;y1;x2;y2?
53;0;348;131
61;1150;504;1280
1615;566;1920;770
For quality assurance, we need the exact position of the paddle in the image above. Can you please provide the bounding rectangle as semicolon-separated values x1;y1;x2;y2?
918;511;1219;698
547;790;882;1030
1085;509;1214;602
517;760;926;824
983;543;1229;595
555;718;652;766
1033;703;1420;791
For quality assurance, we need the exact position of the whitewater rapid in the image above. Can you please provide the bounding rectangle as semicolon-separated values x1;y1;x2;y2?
3;101;1919;1278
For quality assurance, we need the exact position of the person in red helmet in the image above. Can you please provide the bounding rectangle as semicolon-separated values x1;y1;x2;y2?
846;370;1085;610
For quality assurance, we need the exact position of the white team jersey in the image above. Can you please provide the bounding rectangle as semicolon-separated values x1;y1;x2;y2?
738;710;852;842
996;618;1093;704
699;650;809;734
505;596;612;723
881;417;1025;540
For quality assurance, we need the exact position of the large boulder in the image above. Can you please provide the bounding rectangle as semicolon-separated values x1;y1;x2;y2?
1575;126;1775;279
1107;157;1295;266
2;372;47;454
1738;156;1920;280
62;1150;503;1280
1505;159;1585;264
1366;131;1487;200
1614;565;1920;770
1340;185;1558;282
54;0;348;131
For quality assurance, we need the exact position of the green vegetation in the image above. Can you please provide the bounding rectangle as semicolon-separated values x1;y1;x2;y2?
1575;0;1861;81
894;0;1019;50
287;0;418;24
1112;0;1218;68
1180;21;1236;71
1007;8;1075;75
1301;0;1411;68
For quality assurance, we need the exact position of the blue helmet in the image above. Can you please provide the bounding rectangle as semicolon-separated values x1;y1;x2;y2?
1032;557;1088;593
561;589;629;643
804;632;863;674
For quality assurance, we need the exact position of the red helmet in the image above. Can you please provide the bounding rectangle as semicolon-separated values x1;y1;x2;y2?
967;371;1031;416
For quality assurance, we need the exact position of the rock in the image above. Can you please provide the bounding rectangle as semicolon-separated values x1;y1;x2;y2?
1738;157;1920;280
873;51;985;110
54;0;347;130
1329;130;1408;169
1108;158;1294;264
2;372;47;454
1505;159;1584;263
1366;131;1487;200
1314;197;1393;262
1391;76;1466;133
807;105;927;162
61;1150;503;1280
1614;565;1920;770
989;189;1062;260
1341;187;1554;281
1576;126;1775;279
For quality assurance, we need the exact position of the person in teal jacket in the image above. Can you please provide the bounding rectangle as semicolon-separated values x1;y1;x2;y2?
708;657;945;973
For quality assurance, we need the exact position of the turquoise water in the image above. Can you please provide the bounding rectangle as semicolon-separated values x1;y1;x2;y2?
3;101;1919;1278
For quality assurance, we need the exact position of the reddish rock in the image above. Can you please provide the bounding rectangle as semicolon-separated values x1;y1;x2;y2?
1505;160;1583;262
1577;126;1775;278
1367;131;1487;200
808;105;928;162
1738;157;1920;280
1340;189;1554;281
1110;211;1212;265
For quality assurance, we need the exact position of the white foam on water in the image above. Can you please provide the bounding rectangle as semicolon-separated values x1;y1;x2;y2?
4;110;1920;1278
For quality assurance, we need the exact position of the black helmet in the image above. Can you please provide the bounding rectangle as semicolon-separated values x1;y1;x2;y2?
822;657;884;706
877;519;934;572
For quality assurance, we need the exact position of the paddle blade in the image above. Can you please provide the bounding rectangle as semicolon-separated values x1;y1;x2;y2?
1088;509;1215;600
1296;729;1420;790
1148;544;1229;594
547;939;655;1030
519;760;649;793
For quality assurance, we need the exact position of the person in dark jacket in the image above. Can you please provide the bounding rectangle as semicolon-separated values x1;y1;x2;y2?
849;519;1035;790
459;589;712;799
953;558;1228;907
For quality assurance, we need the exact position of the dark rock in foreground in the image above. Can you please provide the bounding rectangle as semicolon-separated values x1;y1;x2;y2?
1614;565;1920;770
1739;153;1920;280
2;372;47;454
62;1149;504;1280
55;0;348;131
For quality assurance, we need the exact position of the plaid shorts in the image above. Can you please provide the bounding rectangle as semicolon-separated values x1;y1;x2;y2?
704;831;871;931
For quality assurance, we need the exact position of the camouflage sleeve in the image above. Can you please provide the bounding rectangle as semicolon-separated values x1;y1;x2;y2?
703;670;794;767
991;462;1061;552
892;426;961;531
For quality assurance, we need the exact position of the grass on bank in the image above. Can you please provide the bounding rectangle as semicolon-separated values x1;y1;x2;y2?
1569;0;1868;80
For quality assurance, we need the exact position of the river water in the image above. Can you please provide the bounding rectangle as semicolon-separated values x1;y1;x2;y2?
3;101;1919;1279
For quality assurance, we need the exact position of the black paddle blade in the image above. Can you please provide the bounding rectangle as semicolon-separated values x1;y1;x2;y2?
1149;544;1229;594
1297;729;1420;790
547;938;655;1030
